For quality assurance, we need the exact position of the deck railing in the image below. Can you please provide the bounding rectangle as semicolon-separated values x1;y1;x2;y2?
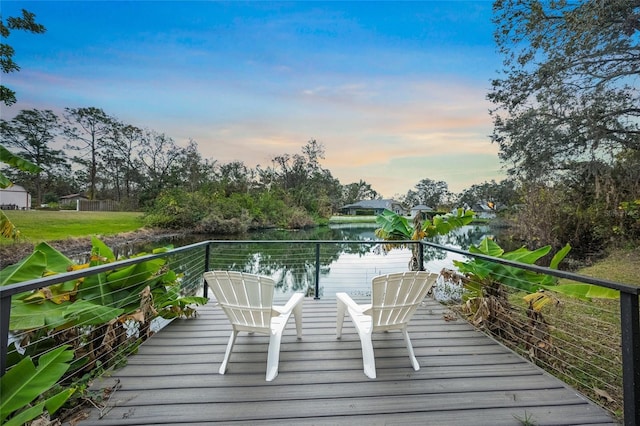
0;239;638;425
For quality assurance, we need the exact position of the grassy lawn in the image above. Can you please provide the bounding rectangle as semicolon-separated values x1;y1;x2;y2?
1;210;144;245
329;215;377;223
568;247;640;286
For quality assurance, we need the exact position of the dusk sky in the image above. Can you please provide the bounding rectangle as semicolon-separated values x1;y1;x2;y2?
3;1;505;197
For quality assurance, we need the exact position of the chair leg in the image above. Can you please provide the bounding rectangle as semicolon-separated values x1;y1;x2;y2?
336;298;347;339
402;327;420;371
266;330;283;382
293;302;303;340
359;330;377;379
220;330;238;375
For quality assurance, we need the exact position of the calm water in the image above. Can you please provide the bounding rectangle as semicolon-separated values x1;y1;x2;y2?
154;223;492;297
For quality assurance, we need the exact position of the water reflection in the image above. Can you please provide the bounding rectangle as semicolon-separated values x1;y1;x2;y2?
196;224;490;297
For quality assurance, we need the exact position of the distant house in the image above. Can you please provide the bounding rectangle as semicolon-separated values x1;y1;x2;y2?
0;184;31;210
410;204;434;218
340;199;406;216
473;201;498;219
59;193;89;207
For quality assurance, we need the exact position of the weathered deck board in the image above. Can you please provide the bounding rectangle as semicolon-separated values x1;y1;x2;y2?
79;297;615;425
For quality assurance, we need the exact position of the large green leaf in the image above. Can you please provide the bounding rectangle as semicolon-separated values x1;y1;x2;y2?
502;245;551;264
2;387;75;426
0;345;73;423
9;299;69;330
542;283;619;300
3;401;46;426
64;300;124;325
0;251;47;285
33;242;74;274
44;387;76;418
90;236;116;264
470;238;504;257
77;272;114;307
0;145;42;176
106;258;165;290
549;243;571;270
375;209;412;239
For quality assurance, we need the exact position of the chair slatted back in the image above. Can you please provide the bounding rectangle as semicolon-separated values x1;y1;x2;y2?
370;271;436;329
204;271;276;333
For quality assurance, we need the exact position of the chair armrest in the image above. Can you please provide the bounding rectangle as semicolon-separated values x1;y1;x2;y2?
273;292;305;315
336;292;368;314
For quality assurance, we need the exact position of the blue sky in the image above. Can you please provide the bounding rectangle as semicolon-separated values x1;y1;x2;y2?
3;1;504;197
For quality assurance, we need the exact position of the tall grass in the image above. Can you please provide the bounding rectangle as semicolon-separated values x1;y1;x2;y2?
1;211;144;244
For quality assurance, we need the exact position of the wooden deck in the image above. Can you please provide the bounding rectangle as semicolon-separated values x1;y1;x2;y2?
79;297;616;425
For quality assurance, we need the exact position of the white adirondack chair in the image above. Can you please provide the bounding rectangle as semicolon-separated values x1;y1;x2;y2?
204;270;304;381
336;271;438;379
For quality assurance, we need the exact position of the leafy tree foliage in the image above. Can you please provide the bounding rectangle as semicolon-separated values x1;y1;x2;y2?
100;122;145;205
0;8;45;191
63;107;117;200
403;178;450;209
265;139;341;218
489;0;640;180
137;130;186;204
0;9;46;106
456;179;519;210
342;180;380;205
0;109;68;206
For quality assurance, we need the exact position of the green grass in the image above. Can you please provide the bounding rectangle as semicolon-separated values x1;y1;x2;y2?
1;210;144;245
329;215;378;223
567;247;640;286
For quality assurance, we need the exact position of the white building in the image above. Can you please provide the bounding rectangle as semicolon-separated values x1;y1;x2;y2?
0;184;31;209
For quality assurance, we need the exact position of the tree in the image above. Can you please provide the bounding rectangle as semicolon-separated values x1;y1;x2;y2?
179;139;215;193
489;0;640;181
403;178;450;209
1;9;46;106
0;8;46;194
63;107;116;200
456;179;519;210
137;130;184;205
216;160;253;196
342;180;380;205
0;109;67;206
269;139;341;217
99;122;146;205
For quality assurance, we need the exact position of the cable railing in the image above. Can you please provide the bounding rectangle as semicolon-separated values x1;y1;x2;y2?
0;239;638;425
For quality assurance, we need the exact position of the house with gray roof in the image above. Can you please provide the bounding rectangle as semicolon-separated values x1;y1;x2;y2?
409;204;434;218
340;199;406;216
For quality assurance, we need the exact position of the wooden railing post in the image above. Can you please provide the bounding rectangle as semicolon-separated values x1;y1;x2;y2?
620;291;640;426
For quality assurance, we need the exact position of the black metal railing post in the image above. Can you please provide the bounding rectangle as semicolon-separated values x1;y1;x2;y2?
203;243;211;298
620;291;640;426
0;294;10;376
418;242;425;271
314;243;320;299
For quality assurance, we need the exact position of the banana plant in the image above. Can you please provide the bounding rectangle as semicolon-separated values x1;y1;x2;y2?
0;145;42;240
452;237;619;362
375;208;475;270
0;345;75;426
454;237;619;304
375;208;475;240
1;237;207;373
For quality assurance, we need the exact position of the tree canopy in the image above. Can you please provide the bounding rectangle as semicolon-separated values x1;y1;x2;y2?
0;9;46;188
489;0;640;181
0;9;46;107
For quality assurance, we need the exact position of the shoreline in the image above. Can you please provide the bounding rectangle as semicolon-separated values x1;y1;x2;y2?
0;228;187;269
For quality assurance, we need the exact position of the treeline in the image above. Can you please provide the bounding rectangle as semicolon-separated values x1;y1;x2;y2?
0;106;522;231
